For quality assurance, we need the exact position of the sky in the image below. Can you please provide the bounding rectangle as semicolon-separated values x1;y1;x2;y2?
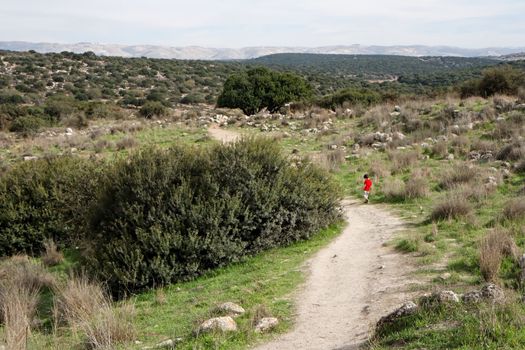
1;0;524;48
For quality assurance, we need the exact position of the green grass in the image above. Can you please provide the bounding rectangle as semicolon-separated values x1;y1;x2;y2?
18;223;344;349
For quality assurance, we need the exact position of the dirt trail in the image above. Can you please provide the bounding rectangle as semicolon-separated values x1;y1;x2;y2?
206;127;415;350
253;199;415;350
207;124;240;143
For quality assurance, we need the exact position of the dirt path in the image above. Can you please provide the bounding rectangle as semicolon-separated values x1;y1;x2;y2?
207;124;240;143
206;127;415;349
253;199;415;350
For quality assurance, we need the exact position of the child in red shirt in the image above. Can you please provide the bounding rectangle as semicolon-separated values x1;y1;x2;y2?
363;174;372;203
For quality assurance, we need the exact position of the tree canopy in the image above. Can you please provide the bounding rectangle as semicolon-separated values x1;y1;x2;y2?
217;67;313;115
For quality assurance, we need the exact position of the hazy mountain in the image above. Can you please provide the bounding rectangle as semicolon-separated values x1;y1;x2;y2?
1;41;524;60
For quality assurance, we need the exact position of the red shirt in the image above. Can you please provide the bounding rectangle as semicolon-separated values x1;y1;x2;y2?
363;179;372;191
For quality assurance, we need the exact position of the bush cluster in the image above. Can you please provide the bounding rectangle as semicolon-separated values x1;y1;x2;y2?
0;157;102;256
83;138;341;295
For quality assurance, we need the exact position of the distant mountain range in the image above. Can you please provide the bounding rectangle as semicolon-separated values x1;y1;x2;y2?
0;41;524;60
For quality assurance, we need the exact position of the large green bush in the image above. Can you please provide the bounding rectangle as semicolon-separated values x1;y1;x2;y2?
217;67;312;115
84;138;340;295
0;157;102;256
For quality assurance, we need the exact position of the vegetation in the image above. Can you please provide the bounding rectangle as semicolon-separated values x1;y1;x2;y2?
217;67;312;114
85;138;340;295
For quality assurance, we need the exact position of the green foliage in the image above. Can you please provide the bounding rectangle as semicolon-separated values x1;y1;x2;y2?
84;138;341;295
460;65;525;98
0;157;102;256
317;87;382;109
8;115;46;135
217;67;312;114
139;101;169;118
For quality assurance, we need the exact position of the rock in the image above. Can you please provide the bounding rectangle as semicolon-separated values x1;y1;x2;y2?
394;105;401;112
447;154;455;161
393;131;406;140
142;338;183;349
23;156;38;161
514;103;525;111
329;144;338;150
480;283;505;303
462;290;482;303
376;301;418;330
65;127;74;134
198;316;237;333
436;291;460;303
217;302;245;316
437;135;448;142
254;317;279;333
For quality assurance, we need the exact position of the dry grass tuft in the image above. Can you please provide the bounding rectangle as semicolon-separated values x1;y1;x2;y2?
431;141;449;159
369;161;390;178
115;136;138;151
480;228;519;282
404;177;430;199
439;164;478;190
55;275;135;349
315;149;346;172
430;196;472;221
501;197;525;222
250;304;272;328
382;179;405;201
41;239;64;267
388;150;419;172
0;256;55;350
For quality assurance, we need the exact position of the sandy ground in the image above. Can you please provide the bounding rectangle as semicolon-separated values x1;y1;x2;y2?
207;127;415;350
253;199;415;350
207;124;240;143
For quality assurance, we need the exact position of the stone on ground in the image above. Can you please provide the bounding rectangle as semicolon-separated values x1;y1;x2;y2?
255;317;279;333
198;316;237;333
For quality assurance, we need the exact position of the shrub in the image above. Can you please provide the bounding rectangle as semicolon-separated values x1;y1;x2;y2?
430;196;472;221
139;101;168;119
388;150;419;172
84;138;341;295
496;141;525;161
501;197;525;221
382;179;405;202
180;93;205;104
217;67;312;115
431;141;448;159
317;88;381;110
404;177;429;199
9;115;46;135
439;164;478;190
0;157;102;257
115;136;138;150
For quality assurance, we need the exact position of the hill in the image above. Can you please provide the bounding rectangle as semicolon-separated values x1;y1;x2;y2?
1;41;525;60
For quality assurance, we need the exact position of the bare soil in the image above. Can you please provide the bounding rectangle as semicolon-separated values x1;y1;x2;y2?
253;199;416;350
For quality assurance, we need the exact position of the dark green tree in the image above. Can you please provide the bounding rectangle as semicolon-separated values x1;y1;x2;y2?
217;67;312;115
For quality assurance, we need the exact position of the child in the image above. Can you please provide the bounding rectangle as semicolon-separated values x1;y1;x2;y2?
363;174;372;203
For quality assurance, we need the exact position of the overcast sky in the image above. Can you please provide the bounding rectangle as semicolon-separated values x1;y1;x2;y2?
1;0;524;48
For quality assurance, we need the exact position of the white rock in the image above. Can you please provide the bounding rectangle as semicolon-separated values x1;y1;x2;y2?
254;317;279;333
217;302;245;316
23;156;38;161
198;316;237;333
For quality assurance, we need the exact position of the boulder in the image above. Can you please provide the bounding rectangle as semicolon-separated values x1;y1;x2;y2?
217;302;245;316
436;291;460;303
254;317;279;333
376;301;417;330
462;290;482;303
480;283;505;303
198;316;237;333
